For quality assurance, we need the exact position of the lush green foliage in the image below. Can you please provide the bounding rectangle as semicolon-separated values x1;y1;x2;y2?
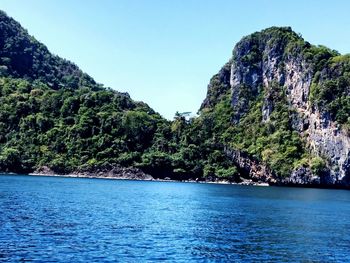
0;12;348;181
201;83;312;177
199;27;342;178
0;10;98;90
286;33;350;129
0;10;240;181
0;76;239;180
310;53;350;128
0;77;162;172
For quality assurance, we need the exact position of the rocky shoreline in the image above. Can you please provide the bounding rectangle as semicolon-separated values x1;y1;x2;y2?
0;164;346;189
6;170;350;189
24;165;269;186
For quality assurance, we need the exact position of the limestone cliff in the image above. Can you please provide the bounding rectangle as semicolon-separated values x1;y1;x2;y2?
201;27;350;187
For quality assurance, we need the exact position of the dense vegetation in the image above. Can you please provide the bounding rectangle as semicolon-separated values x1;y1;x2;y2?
0;77;161;172
0;10;98;90
310;54;350;131
0;76;238;180
0;11;238;180
0;12;349;181
199;27;348;178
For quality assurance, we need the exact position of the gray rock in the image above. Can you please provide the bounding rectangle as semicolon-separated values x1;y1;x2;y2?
224;28;350;185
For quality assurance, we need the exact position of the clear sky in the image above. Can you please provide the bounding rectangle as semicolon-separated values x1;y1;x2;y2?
1;0;350;119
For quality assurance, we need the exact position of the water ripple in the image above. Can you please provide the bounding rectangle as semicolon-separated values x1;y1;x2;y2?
1;175;350;262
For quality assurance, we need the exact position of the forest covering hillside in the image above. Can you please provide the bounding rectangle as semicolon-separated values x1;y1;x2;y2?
0;10;235;181
1;10;350;186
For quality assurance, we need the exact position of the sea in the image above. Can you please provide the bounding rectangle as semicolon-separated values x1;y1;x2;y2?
1;174;350;262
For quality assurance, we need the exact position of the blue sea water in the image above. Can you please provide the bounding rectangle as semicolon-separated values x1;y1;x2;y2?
0;175;350;262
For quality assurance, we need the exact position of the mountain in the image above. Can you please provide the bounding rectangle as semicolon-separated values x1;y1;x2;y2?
0;11;98;90
0;11;169;176
200;27;350;187
1;10;350;188
0;10;231;181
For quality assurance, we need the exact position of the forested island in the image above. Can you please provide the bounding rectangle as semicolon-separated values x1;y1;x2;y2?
1;10;350;188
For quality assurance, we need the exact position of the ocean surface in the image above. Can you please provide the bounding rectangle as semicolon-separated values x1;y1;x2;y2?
0;175;350;262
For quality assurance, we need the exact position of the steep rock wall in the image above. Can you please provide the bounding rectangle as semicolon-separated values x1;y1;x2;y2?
226;28;350;184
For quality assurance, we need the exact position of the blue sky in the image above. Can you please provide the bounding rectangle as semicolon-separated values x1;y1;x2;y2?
1;0;350;119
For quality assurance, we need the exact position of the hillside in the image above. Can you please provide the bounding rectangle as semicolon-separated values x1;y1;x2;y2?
0;11;234;181
1;11;350;187
0;10;98;90
0;11;167;175
200;27;350;187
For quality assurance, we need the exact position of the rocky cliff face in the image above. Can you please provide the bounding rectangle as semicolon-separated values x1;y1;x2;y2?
224;147;276;183
202;27;350;187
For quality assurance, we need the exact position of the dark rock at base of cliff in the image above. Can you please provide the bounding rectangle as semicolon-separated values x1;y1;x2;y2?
74;165;153;180
225;148;277;184
224;147;350;189
274;167;350;189
33;165;153;181
281;167;320;185
33;166;56;175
